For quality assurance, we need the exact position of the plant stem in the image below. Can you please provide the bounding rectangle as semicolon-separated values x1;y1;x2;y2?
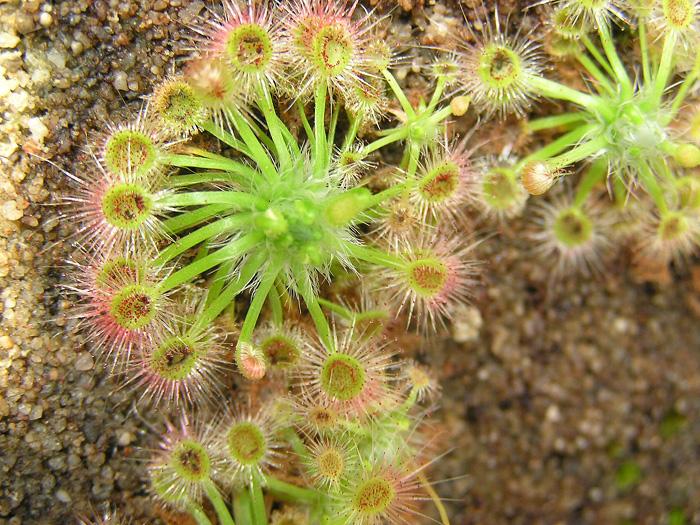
652;31;678;106
297;99;315;145
264;476;319;503
162;153;256;177
347;243;404;269
234;488;254;525
258;85;292;170
362;182;411;211
328;99;340;153
547;134;610;170
238;258;284;344
575;52;615;95
652;154;676;184
204;259;235;307
186;502;213;525
581;34;615;78
612;174;628;207
400;387;418;413
159;191;265;209
155;214;251;266
203;479;236;525
293;264;334;351
405;142;421;180
169;171;249;187
667;67;698;123
638;160;668;213
318;297;354;319
194;243;209;262
526;113;587;132
343;113;362;150
283;427;308;456
314;80;328;177
230;108;279;180
197;253;264;328
267;281;283;325
201;120;251;156
428;105;454;127
162;204;229;234
360;128;408;155
517;124;596;169
159;233;262;293
250;480;268;525
528;76;612;120
172;146;262;181
418;471;450;525
573;158;608;208
428;75;447;111
383;69;415;118
244;113;277;153
638;18;651;86
596;21;632;97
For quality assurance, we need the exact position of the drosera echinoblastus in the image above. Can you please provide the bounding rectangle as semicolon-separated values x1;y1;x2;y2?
61;0;700;523
63;0;478;523
454;0;700;274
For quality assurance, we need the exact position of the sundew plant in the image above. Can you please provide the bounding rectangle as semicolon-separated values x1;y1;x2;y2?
67;0;469;524
455;0;700;274
66;0;700;523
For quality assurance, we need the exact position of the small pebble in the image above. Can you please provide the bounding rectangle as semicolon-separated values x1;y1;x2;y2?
67;454;82;469
46;47;67;69
0;335;14;349
14;13;35;34
452;305;483;343
0;32;20;49
38;11;52;28
0;398;9;418
27;116;49;143
74;353;94;371
546;404;562;423
39;11;53;27
2;200;24;221
117;431;134;447
112;70;128;91
29;405;43;420
70;40;84;55
179;0;205;23
613;317;630;334
55;489;71;503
